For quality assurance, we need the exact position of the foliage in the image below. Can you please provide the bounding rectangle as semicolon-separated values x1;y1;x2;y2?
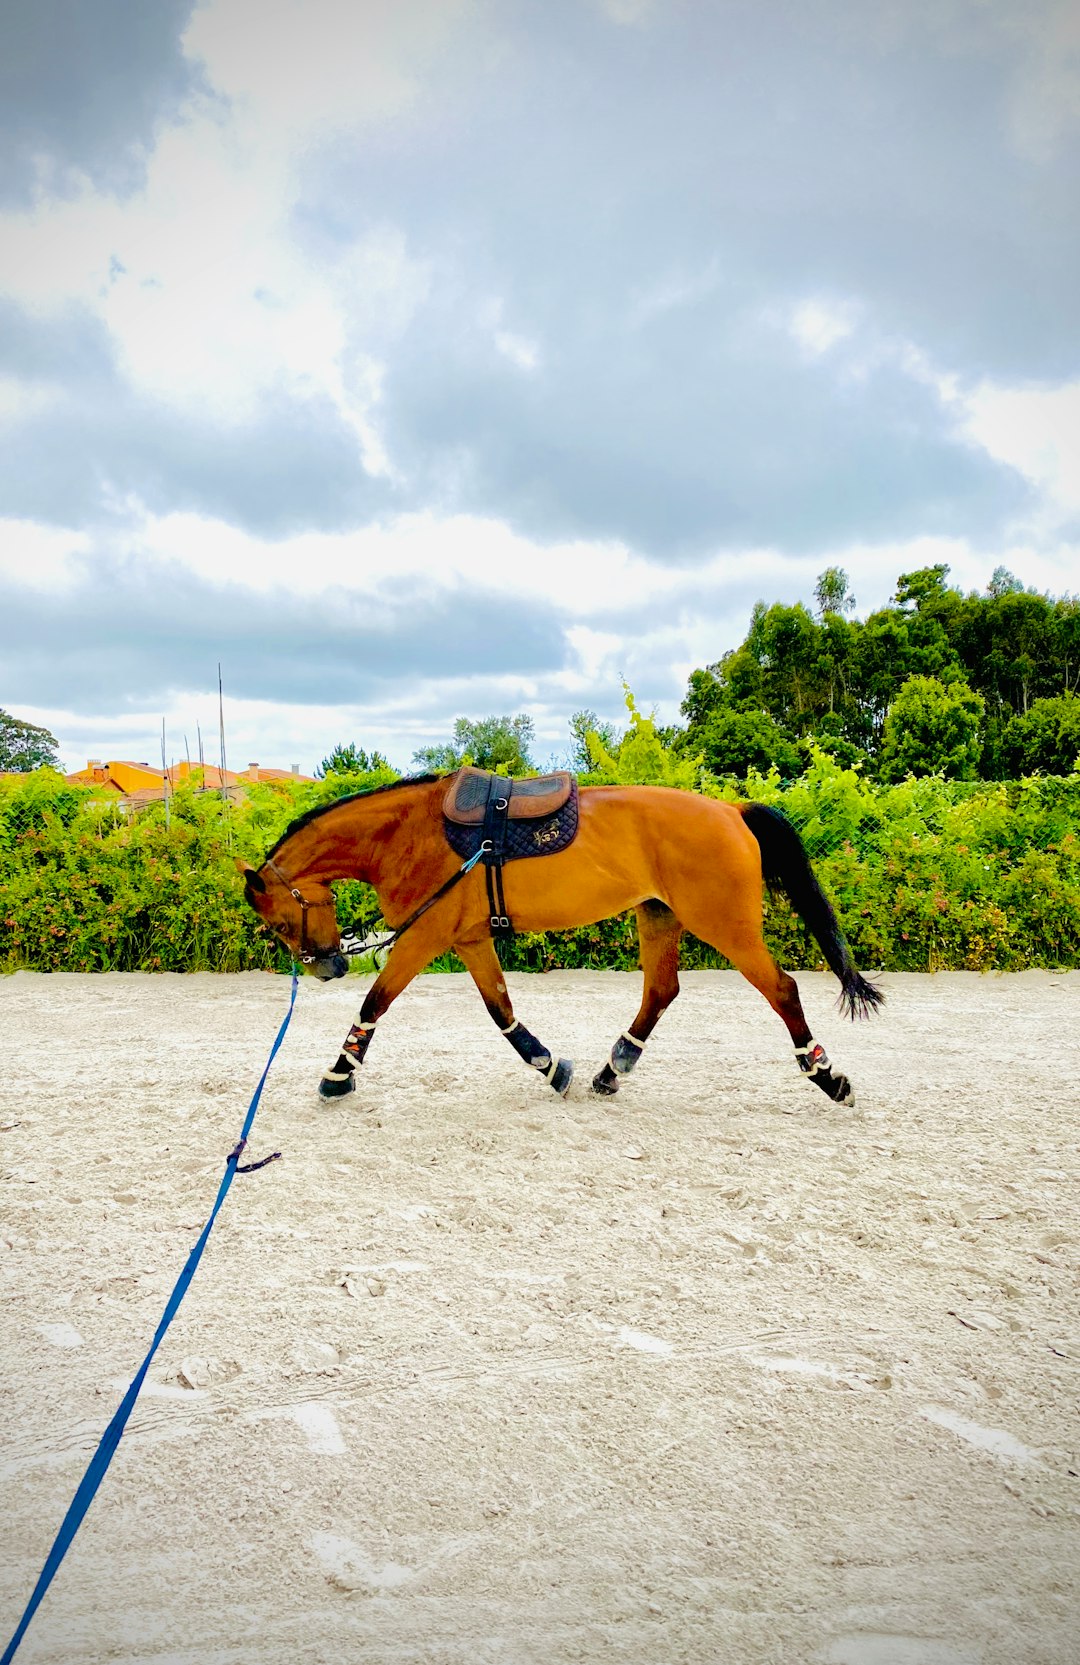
893;564;952;610
0;708;61;772
581;687;704;788
567;708;621;772
814;565;856;616
677;563;1080;785
412;714;536;776
317;742;391;776
3;701;1080;978
999;694;1080;777
690;706;802;781
0;767;393;974
877;675;985;782
500;735;1080;976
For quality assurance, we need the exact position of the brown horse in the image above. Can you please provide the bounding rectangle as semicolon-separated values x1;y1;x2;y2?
239;773;882;1106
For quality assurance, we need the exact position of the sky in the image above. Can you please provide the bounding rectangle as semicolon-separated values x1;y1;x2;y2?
1;0;1078;775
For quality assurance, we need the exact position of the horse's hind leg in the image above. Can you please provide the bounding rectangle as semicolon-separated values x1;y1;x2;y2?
720;937;855;1107
592;900;682;1096
456;938;574;1096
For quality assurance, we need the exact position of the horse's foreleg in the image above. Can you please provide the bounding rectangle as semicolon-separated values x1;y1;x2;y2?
317;922;450;1101
455;938;574;1096
592;900;682;1095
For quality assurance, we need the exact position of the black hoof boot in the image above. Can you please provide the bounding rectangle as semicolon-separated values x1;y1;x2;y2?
591;1063;619;1096
549;1058;574;1097
610;1033;645;1075
796;1042;854;1107
818;1071;854;1108
318;1071;356;1100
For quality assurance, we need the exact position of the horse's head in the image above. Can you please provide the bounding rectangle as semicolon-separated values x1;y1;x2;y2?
237;859;349;980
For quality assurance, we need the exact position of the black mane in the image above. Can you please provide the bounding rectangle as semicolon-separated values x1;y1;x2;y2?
264;774;442;861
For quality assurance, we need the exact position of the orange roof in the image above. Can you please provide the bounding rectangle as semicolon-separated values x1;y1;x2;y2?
66;760;167;793
235;764;317;783
64;758;316;796
170;761;239;788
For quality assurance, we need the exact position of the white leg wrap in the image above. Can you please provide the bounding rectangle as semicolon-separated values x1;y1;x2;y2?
795;1041;829;1079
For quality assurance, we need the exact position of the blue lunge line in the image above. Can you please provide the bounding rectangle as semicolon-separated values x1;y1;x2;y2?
1;968;299;1665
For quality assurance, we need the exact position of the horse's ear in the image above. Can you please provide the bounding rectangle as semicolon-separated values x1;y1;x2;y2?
236;860;265;893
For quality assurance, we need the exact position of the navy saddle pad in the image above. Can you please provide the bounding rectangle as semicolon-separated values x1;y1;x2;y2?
442;767;579;862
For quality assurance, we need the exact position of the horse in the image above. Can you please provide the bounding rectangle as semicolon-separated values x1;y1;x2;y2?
238;772;882;1106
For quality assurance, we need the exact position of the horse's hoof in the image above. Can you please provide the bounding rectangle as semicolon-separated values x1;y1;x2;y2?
591;1067;618;1096
318;1072;355;1100
549;1058;574;1097
815;1072;854;1107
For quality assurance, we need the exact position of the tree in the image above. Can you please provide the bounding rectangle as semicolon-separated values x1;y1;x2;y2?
812;712;867;771
877;675;985;782
680;665;724;729
988;565;1025;598
412;714;536;776
814;566;856;617
847;606;964;755
1000;695;1080;776
893;564;952;611
568;709;621;772
317;743;392;777
750;602;825;730
0;709;61;772
814;610;857;721
1054;597;1080;698
959;588;1058;720
695;707;803;781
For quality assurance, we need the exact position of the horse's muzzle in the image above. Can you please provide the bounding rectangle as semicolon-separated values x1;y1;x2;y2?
311;953;349;981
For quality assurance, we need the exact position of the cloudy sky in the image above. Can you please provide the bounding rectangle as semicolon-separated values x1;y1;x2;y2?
1;0;1078;774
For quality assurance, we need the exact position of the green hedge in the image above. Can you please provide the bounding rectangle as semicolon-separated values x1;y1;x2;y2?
2;749;1079;975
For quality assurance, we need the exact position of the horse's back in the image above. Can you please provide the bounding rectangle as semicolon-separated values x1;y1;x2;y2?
485;783;759;934
578;782;752;844
575;783;760;893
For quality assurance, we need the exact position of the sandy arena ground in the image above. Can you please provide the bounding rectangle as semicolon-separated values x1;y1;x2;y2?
0;967;1078;1665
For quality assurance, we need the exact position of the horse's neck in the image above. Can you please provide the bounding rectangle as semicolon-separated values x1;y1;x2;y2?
288;785;429;884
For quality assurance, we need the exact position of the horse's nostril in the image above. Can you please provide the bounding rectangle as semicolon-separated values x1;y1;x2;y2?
331;953;349;979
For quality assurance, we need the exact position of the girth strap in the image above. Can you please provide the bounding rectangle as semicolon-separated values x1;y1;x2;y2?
482;775;514;940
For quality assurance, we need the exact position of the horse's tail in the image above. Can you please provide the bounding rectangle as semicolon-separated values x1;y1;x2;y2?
739;801;884;1021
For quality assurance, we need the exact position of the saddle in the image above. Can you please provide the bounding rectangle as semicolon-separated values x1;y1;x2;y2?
442;766;579;940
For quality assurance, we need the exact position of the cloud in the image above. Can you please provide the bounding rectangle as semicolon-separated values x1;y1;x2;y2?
0;297;388;532
2;0;1075;557
0;546;572;712
2;0;1079;775
290;0;1071;551
0;0;204;207
954;377;1080;527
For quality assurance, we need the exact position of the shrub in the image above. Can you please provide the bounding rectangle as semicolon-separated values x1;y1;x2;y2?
3;745;1079;975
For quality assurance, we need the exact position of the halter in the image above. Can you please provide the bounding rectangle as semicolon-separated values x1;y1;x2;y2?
263;858;320;964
